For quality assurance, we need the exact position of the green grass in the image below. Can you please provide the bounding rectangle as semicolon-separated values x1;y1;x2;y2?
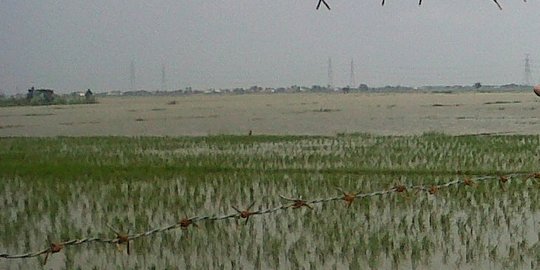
1;134;538;182
0;134;539;269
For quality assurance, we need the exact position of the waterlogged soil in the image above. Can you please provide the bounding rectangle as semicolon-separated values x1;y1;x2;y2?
0;92;538;136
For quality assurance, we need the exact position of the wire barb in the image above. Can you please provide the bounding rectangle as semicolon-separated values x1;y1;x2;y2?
462;177;477;187
316;0;331;10
336;187;357;208
493;0;503;10
232;202;257;225
107;224;130;255
280;195;312;209
179;217;198;230
498;175;509;191
42;242;63;265
393;184;407;193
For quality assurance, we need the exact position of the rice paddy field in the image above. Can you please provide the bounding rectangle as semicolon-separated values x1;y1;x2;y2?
1;133;539;269
0;92;539;269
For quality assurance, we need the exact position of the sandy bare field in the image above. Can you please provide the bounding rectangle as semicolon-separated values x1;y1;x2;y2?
0;92;538;136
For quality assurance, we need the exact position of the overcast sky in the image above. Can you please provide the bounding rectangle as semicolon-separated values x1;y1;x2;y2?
1;0;540;94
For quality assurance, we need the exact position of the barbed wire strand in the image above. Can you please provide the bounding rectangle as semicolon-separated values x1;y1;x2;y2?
1;172;538;263
315;0;528;10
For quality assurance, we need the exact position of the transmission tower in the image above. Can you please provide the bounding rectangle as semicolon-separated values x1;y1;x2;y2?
349;58;355;88
524;54;532;86
130;60;136;91
327;57;333;90
161;63;167;91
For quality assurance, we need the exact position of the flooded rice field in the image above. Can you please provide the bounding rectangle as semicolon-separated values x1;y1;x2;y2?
1;135;539;269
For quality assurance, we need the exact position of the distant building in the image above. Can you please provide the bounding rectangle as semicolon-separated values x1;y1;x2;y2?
27;87;54;102
107;90;122;96
85;89;93;100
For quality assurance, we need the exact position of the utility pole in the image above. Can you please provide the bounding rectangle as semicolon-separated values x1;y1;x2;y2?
524;54;532;86
349;58;355;88
130;60;136;91
161;63;167;92
328;57;333;90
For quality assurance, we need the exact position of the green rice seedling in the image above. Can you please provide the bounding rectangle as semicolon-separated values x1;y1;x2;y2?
1;134;539;269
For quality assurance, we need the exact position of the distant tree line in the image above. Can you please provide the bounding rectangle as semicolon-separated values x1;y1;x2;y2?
0;87;96;107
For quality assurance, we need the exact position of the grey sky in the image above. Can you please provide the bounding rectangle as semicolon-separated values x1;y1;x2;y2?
1;1;539;94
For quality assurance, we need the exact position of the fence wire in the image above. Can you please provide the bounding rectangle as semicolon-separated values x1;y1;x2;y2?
315;0;511;10
1;172;538;264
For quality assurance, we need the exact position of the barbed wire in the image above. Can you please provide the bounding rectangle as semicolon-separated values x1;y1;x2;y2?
315;0;528;10
1;172;538;264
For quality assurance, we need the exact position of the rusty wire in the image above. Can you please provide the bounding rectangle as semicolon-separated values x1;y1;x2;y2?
0;172;536;263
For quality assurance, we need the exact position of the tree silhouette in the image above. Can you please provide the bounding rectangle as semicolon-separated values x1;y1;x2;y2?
316;0;526;10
